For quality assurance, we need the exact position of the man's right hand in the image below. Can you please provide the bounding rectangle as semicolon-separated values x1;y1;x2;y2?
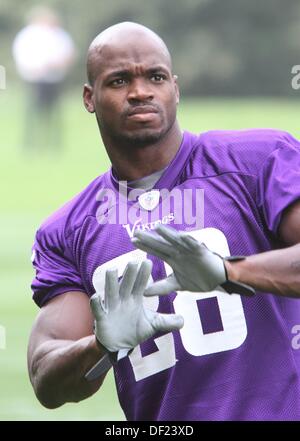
90;259;184;357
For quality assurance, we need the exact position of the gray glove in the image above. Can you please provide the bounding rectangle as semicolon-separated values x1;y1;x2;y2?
132;225;255;297
90;259;184;354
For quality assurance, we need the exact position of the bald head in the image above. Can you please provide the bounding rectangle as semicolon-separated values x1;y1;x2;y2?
86;22;172;85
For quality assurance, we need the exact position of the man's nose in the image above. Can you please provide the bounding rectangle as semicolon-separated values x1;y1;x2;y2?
127;78;154;102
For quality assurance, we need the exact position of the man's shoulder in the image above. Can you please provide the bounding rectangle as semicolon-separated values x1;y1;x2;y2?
198;128;293;147
37;172;110;241
190;128;296;176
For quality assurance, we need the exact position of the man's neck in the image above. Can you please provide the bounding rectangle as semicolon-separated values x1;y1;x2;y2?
103;122;183;181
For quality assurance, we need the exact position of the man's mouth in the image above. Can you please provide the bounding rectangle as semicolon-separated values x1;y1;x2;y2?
127;106;158;116
127;106;159;122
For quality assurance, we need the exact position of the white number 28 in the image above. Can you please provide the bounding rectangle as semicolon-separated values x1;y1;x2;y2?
92;228;247;381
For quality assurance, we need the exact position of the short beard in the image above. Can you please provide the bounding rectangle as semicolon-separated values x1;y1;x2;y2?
111;128;168;148
97;117;175;150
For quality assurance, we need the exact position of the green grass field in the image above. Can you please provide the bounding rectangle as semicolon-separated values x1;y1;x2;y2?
1;87;300;420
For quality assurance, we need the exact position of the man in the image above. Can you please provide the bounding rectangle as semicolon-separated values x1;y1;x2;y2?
29;22;300;420
13;6;75;150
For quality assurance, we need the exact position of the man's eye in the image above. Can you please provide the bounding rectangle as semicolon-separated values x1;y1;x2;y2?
151;74;166;82
110;78;127;86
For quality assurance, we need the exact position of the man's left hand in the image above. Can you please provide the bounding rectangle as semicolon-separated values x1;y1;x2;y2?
132;225;255;297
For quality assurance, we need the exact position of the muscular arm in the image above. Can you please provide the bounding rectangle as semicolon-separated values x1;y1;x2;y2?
226;200;300;297
28;291;107;409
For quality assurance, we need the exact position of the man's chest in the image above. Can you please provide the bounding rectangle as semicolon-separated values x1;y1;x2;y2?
75;176;264;297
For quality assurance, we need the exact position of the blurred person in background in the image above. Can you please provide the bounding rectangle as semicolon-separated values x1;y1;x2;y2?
12;6;75;151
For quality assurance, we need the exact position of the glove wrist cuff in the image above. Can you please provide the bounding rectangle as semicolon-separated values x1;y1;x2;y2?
222;256;255;297
108;348;133;364
94;335;118;363
94;333;133;364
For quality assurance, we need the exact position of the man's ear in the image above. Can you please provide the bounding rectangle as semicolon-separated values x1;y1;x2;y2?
173;75;180;105
83;84;95;113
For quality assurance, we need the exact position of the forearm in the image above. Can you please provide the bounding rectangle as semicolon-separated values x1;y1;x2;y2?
225;243;300;298
29;334;107;409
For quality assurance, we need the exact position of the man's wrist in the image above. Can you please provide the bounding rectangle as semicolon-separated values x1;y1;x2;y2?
221;256;255;296
224;259;240;283
93;335;133;364
94;335;108;354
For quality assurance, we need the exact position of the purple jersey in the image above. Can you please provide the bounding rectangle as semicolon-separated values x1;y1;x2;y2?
31;129;300;420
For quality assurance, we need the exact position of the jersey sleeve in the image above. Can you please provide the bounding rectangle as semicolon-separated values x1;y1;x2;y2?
31;225;86;308
257;133;300;235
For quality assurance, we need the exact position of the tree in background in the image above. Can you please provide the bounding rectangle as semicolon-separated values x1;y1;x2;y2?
2;0;300;96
